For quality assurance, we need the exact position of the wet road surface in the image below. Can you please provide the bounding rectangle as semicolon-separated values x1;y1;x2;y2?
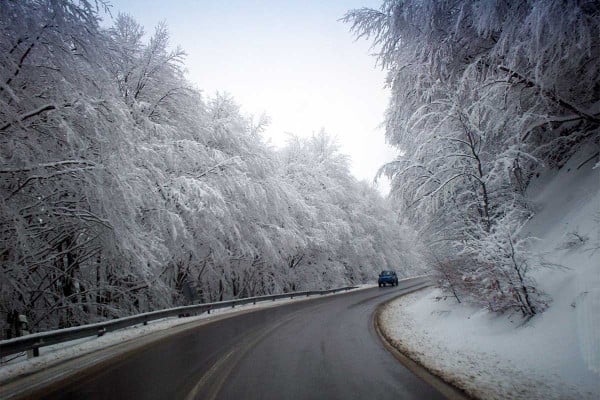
16;279;445;399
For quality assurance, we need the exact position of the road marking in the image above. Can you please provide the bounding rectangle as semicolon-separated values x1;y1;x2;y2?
185;312;301;400
1;307;292;400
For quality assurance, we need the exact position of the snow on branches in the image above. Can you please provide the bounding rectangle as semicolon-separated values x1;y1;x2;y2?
0;1;412;335
345;0;600;316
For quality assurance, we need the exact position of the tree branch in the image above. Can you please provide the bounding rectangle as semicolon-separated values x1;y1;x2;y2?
0;103;73;132
497;65;600;124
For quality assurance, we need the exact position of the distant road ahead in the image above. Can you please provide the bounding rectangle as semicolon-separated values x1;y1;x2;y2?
16;280;446;399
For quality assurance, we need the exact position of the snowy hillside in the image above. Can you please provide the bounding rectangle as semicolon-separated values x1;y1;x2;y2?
380;149;600;399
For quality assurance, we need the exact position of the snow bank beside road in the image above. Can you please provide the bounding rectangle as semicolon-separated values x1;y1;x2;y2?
381;287;598;400
380;150;599;400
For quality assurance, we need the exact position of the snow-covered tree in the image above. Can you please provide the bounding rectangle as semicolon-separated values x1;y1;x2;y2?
277;131;418;290
1;1;414;336
345;0;599;315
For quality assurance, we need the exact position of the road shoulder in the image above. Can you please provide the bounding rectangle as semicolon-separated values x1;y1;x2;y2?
373;287;473;400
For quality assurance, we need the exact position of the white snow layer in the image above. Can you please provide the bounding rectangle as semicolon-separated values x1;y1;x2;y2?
381;149;599;400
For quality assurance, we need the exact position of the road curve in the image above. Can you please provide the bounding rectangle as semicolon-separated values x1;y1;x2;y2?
12;280;446;399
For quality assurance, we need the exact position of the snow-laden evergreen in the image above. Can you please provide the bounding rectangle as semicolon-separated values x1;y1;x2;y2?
0;1;415;335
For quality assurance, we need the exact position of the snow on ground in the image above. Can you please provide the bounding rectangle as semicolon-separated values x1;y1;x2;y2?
0;284;376;383
380;149;599;400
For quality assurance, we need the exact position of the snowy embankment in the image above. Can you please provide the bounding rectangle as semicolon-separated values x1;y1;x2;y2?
0;284;375;384
380;150;599;400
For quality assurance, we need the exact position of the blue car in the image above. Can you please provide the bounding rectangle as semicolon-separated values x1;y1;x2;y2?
378;270;398;287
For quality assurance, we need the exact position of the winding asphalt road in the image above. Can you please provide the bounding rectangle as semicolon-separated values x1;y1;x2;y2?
10;280;446;399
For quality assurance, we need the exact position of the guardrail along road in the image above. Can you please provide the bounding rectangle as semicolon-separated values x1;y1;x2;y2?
3;277;443;400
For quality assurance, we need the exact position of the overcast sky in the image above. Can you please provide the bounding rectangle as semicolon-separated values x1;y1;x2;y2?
104;0;396;193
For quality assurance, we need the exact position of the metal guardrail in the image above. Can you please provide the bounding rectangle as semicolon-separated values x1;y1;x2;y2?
0;286;357;358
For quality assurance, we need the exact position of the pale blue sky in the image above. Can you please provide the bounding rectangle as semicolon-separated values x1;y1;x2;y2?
103;1;395;191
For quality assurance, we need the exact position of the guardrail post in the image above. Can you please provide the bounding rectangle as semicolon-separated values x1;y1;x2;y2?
16;314;38;359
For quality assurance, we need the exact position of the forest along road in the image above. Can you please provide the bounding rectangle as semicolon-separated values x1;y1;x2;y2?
10;281;446;400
